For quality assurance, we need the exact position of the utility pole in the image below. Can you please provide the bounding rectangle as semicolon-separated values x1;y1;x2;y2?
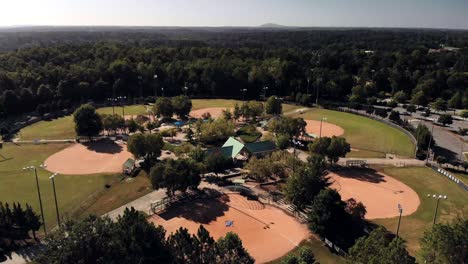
319;117;327;138
23;165;47;235
153;74;158;98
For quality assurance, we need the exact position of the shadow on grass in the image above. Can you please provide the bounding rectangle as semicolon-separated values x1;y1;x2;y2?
158;196;230;224
84;141;123;154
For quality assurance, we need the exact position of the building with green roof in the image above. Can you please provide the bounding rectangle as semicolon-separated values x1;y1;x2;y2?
206;137;276;161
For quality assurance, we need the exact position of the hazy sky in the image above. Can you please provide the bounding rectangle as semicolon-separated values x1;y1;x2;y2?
1;0;467;29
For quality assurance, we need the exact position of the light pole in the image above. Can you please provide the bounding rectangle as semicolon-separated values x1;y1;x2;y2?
107;98;117;115
161;87;165;97
291;139;304;174
23;164;47;235
241;89;247;102
396;204;403;237
307;78;310;96
117;96;127;117
316;77;322;105
49;173;60;226
183;86;189;96
427;194;447;225
263;86;269;100
153;74;158;98
426;123;435;164
319;117;327;138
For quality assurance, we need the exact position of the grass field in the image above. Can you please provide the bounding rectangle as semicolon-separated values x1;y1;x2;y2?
373;166;468;258
268;238;346;264
290;108;416;158
0;143;122;230
17;99;298;140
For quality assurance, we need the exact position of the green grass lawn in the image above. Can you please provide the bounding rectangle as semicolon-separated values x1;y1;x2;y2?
268;238;346;264
290;108;416;158
373;166;468;258
0;143;121;230
18;100;299;140
18;115;76;140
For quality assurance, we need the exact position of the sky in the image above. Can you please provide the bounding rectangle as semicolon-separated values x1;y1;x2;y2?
0;0;467;29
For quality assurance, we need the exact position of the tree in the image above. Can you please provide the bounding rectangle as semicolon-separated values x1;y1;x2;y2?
411;90;427;106
406;104;416;113
154;97;174;119
431;98;447;112
307;189;353;247
415;123;433;151
309;136;350;163
437;114;453;126
458;127;468;136
216;232;254;264
284;156;330;210
393;91;407;103
419;218;467;264
127;133;164;164
150;158;201;195
348;226;415;264
265;96;282;115
276;134;290;150
24;204;41;240
460;110;468;118
172;95;192;119
389;110;401;123
222;109;233;120
233;103;242;121
36;209;172;264
281;246;317;264
199;119;235;144
448;92;462;109
73;104;103;138
205;152;233;174
326;137;351;163
269;117;306;138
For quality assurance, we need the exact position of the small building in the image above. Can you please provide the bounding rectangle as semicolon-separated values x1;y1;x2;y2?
122;158;136;175
206;137;277;161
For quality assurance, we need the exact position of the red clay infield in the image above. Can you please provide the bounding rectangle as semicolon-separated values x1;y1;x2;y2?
149;193;309;263
189;108;230;119
329;169;420;219
44;142;133;175
305;120;344;137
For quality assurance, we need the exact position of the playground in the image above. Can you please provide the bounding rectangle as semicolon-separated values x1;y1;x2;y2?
44;141;132;175
149;193;309;263
329;168;420;219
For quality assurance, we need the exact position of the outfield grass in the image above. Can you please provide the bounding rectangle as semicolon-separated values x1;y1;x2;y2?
18;115;76;140
18;100;299;140
373;166;468;258
268;238;346;264
0;143;121;230
290;108;416;158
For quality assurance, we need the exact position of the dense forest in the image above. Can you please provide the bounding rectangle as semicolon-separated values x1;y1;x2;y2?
0;27;467;118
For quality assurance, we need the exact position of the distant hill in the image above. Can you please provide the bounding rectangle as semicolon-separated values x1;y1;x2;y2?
259;23;290;28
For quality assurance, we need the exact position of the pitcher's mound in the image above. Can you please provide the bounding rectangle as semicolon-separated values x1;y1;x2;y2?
44;142;133;175
305;120;344;137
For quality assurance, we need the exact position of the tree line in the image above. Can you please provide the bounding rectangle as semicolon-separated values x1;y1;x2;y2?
36;207;254;264
0;29;467;120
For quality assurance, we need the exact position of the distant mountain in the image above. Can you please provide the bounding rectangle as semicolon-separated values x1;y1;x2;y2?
259;23;290;28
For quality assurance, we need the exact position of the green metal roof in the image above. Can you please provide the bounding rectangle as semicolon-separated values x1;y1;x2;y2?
244;141;276;154
222;137;245;158
206;146;234;159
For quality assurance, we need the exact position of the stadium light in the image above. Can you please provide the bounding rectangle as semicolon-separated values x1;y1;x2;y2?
427;194;447;225
396;204;403;237
49;172;61;226
22;165;47;235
